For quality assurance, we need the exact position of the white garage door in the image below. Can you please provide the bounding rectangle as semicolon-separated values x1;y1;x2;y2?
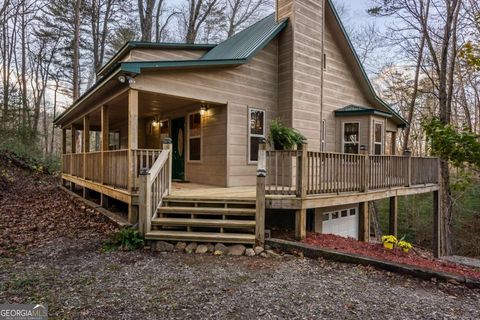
322;208;359;239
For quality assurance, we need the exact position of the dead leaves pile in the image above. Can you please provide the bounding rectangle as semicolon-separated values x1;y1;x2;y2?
0;156;117;256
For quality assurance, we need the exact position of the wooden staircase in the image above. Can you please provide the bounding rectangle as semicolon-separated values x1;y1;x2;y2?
145;197;256;244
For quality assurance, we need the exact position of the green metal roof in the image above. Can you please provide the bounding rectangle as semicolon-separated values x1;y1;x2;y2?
326;0;408;128
97;41;216;76
201;14;287;61
334;105;393;118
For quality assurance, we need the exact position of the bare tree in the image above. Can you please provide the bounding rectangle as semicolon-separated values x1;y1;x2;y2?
182;0;221;43
225;0;271;38
72;0;82;100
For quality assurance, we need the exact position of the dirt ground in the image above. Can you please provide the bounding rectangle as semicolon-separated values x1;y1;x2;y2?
1;155;480;319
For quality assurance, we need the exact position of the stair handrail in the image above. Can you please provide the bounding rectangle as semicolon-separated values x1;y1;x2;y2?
139;139;172;236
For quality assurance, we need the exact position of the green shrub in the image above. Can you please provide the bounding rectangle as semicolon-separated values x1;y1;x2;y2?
268;119;306;150
103;227;144;252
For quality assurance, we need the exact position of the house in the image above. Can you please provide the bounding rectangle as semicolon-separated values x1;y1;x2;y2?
54;0;440;249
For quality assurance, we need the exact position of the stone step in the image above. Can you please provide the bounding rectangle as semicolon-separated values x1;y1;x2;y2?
145;230;256;244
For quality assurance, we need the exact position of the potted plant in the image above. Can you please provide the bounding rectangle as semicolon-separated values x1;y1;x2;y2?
381;235;398;250
269;119;306;150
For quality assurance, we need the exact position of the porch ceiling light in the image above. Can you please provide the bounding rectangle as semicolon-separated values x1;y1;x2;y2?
200;104;208;116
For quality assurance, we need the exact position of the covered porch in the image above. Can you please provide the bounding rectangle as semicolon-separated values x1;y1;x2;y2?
60;88;226;223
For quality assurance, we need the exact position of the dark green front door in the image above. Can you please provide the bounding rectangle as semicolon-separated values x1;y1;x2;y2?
171;117;185;181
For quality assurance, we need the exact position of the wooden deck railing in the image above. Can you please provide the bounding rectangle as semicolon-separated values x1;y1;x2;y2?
61;149;163;192
264;144;439;196
103;150;129;189
139;141;172;236
71;153;84;177
131;149;163;191
369;155;409;190
411;157;440;185
62;154;72;175
85;151;102;183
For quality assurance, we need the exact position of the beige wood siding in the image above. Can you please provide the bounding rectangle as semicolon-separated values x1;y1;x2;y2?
122;49;206;62
131;40;279;187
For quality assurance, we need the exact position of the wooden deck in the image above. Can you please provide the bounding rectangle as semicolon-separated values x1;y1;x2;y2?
170;182;256;200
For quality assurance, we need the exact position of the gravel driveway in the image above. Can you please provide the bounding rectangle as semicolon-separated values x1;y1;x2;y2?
1;234;479;320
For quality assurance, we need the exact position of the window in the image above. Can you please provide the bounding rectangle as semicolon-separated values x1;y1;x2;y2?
374;122;383;155
343;122;359;154
188;112;201;161
321;119;326;151
248;108;265;163
160;120;170;148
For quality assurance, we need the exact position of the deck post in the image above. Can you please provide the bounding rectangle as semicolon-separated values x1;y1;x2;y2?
83;115;90;198
404;148;412;186
163;137;173;194
70;125;76;191
360;145;369;192
255;139;267;247
295;142;308;241
389;196;398;237
61;128;66;185
358;201;370;242
433;159;442;258
100;105;109;207
138;168;149;236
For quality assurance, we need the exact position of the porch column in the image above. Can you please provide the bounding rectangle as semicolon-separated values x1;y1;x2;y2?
389;196;398;237
70;124;76;191
101;105;109;208
83;115;90;198
61;128;67;187
128;89;139;224
358;201;370;242
128;89;139;192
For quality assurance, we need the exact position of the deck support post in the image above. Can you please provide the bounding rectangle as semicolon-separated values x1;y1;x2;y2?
358;201;370;242
83;115;90;198
433;158;442;258
255;139;267;247
61;128;66;186
100;105;109;208
389;196;398;237
128;90;139;223
295;142;308;240
138;168;149;236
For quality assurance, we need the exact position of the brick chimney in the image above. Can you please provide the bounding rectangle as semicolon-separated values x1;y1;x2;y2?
276;0;325;151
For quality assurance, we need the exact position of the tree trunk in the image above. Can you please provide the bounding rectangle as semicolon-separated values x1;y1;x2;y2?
72;0;82;101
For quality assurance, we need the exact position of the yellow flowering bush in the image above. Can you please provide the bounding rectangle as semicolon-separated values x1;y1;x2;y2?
381;235;398;250
398;241;413;253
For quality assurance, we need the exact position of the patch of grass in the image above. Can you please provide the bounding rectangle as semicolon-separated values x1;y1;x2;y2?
103;227;144;252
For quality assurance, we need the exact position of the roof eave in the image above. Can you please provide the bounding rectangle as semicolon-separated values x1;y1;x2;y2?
97;41;217;76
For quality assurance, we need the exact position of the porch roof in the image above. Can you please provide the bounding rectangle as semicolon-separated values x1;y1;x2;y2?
334;105;393;118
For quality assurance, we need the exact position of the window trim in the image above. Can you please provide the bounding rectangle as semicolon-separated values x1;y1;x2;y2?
342;121;360;154
187;111;202;163
247;107;266;164
373;120;384;155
